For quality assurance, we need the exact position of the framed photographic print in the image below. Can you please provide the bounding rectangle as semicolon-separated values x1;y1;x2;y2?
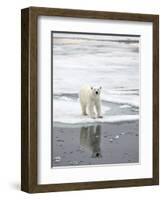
21;7;159;193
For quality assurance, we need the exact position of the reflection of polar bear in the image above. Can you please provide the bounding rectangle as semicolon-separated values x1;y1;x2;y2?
79;85;103;118
80;125;102;158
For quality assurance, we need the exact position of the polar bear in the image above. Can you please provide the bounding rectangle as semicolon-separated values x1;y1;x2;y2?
79;85;103;119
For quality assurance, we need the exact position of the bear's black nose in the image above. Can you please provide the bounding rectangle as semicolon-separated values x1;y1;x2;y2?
96;91;98;95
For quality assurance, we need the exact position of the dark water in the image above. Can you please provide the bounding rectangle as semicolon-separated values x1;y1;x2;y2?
52;121;139;167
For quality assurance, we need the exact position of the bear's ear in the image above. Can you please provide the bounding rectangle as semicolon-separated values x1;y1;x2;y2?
91;86;93;90
99;86;102;90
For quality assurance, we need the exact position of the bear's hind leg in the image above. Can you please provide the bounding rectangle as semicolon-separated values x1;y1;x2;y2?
80;103;87;116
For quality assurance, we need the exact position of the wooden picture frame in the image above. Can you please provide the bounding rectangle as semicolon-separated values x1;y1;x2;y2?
21;7;159;193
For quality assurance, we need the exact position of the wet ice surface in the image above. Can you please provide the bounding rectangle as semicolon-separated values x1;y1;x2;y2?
52;120;139;167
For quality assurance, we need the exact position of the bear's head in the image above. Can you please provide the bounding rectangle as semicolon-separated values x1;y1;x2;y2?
90;86;102;97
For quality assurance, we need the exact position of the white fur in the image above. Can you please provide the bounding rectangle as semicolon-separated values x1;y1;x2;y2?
79;85;102;119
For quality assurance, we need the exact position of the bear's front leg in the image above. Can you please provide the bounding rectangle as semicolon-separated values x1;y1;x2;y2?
95;102;103;118
88;103;96;119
